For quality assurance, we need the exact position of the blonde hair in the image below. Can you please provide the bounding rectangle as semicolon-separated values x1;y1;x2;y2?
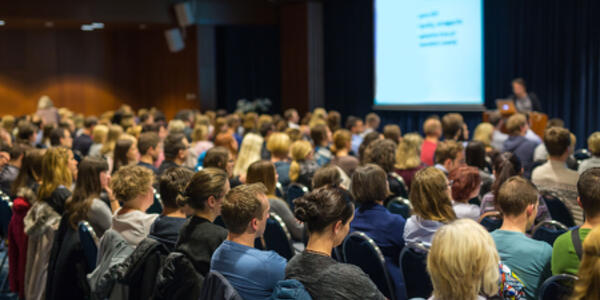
572;225;600;300
110;165;154;203
410;167;456;222
331;129;351;154
266;132;291;158
37;95;54;110
38;147;73;201
232;133;264;177
92;124;109;144
191;125;209;142
428;219;500;300
588;132;600;156
1;115;15;132
289;140;312;182
473;122;494;148
168;120;186;134
101;125;123;156
126;125;142;139
506;113;527;135
395;133;423;169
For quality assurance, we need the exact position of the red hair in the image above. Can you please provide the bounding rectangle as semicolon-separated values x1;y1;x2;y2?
449;166;481;202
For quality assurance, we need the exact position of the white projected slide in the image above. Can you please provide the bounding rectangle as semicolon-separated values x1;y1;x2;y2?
374;0;483;108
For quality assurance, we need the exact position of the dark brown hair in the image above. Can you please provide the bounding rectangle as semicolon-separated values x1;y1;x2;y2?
182;167;228;211
441;113;464;140
246;160;277;196
496;176;538;217
544;127;571;157
327;110;341;132
294;186;354;233
578;168;600;219
203;146;230;170
164;133;187;160
351;164;389;208
310;124;328;146
159;167;194;209
222;183;268;234
11;148;44;197
383;125;401;144
491;152;522;201
434;140;464;165
138;132;159;155
65;157;108;229
113;139;133;174
359;131;382;163
364;139;396;173
312;164;342;189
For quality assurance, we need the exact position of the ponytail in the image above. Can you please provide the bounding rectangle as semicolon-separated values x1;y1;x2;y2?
491;153;522;200
289;160;300;182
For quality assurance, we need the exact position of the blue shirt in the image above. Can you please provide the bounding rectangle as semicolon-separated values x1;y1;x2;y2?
491;230;552;300
211;240;287;300
351;134;363;157
274;161;291;188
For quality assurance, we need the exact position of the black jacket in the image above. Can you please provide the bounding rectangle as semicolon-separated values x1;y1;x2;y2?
510;92;542;112
119;238;170;300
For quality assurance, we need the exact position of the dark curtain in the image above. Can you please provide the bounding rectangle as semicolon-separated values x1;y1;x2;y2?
323;0;600;147
216;25;281;114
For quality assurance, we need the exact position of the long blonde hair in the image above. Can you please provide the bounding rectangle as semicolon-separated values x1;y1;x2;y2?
289;140;312;182
473;122;494;148
101;125;123;156
395;132;423;169
572;226;600;300
428;219;500;300
409;167;456;223
38;147;72;201
232;133;263;178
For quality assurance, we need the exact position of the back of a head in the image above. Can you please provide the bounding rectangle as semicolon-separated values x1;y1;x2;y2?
395;133;423;169
423;117;442;137
365;139;396;173
496;176;538;217
12;148;45;196
351;164;388;208
84;116;98;129
491;152;522;199
587;132;600;157
284;108;298;121
473;122;494;147
222;183;268;234
441;113;464;140
110;165;154;203
434;140;463;165
345;116;360;131
465;141;487;170
448;166;481;202
181;167;227;211
138;132;160;155
312;164;342;189
409;167;456;222
233;133;264;177
266;132;291;158
164;133;186;160
383;124;401;144
488;111;503;127
39;147;72;201
546;118;565;129
365;112;380;129
246;160;276;196
8;143;27;163
572;226;600;300
428;219;499;300
505;113;527;136
358;131;381;162
204;146;229;170
332;129;351;153
310;124;329;147
92;124;109;144
191;125;208;143
327;110;341;132
289;140;313;182
293;186;354;234
578;168;600;219
66;157;108;228
160;167;195;210
543;127;571;157
17;122;36;142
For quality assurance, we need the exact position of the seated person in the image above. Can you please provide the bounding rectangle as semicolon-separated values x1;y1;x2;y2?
330;129;360;177
266;132;292;187
0;143;25;196
289;140;319;188
532;127;581;224
350;164;406;299
311;124;333;166
449;166;481;221
571;225;600;300
441;113;468;142
533;118;565;162
552;168;600;275
503;113;539;178
109;165;158;246
136;132;160;175
465;141;494;196
210;183;287;300
433;140;465;176
365;139;408;199
403;167;456;247
491;176;552;299
578;131;600;174
420;117;442;166
158;133;189;175
148;167;194;250
394;133;424;191
286;186;385;299
427;219;501;300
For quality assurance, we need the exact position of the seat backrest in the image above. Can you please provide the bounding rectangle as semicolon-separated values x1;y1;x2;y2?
199;270;243;300
275;182;285;199
78;221;98;270
532;220;568;246
386;197;412;219
541;193;576;228
0;190;12;237
539;274;578;300
285;183;309;210
399;243;432;299
146;188;164;214
262;213;294;259
478;211;503;232
342;231;396;300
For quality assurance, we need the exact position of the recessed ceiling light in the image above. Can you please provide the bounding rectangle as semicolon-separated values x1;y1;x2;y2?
91;22;104;29
0;20;5;26
81;25;94;31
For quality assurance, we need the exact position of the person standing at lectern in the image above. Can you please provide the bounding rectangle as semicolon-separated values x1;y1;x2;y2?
510;78;542;113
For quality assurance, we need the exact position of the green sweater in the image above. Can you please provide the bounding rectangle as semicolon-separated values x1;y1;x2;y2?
551;228;591;275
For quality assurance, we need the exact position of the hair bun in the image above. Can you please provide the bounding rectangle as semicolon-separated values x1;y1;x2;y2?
293;195;320;222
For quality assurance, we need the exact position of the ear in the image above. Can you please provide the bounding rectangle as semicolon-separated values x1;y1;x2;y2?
444;158;453;168
250;217;260;232
333;220;343;235
525;203;535;217
206;195;217;209
577;196;582;208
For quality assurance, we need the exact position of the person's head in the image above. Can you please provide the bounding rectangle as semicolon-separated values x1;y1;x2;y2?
159;167;194;210
473;122;494;148
506;113;528;136
423;117;442;138
1;115;15;133
92;124;109;144
331;129;352;154
294;186;354;247
441;113;464;140
358;131;382;163
383;124;402;144
181;167;228;218
204;146;234;177
546;118;564;129
449;166;481;202
587;132;600;157
266;132;291;159
428;219;500;300
289;140;313;183
577;168;600;220
351;164;389;208
409;167;456;222
222;183;269;237
246;160;277;196
310;123;331;147
17;122;37;145
65;157;109;228
365;112;380;130
101;124;124;155
326;110;341;132
395;133;423;170
434;140;465;174
496;176;538;225
233;133;264;178
543;127;571;159
11;149;45;196
365;139;396;173
312;164;342;189
110;165;155;210
488;111;503;129
511;78;527;97
137;132;160;160
8;143;27;165
38;147;74;201
284;108;299;124
345;116;364;135
83;116;98;131
491;152;523;200
572;226;600;300
49;127;72;148
113;136;138;174
465;141;487;170
214;132;238;158
163;133;189;163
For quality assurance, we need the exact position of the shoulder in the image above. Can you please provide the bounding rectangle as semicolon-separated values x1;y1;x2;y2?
552;230;572;252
